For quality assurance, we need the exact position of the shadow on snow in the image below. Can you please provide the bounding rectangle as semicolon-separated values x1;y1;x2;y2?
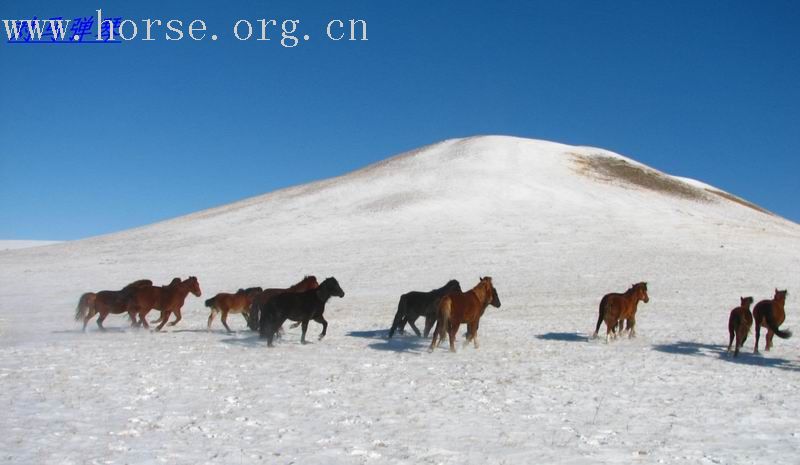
652;341;800;372
347;329;430;353
535;332;590;343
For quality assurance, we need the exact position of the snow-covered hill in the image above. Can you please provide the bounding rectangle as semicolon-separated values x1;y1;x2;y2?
1;136;798;464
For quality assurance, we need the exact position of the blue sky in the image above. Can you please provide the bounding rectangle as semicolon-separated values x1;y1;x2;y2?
1;0;798;240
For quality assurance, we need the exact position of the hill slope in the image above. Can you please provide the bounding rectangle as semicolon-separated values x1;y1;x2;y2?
1;136;799;464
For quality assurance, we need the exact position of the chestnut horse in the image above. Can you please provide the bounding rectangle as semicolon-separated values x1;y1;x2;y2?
753;289;792;352
74;279;153;331
429;277;501;352
592;282;649;342
259;277;345;347
205;287;263;332
727;296;754;357
126;277;202;331
247;276;319;330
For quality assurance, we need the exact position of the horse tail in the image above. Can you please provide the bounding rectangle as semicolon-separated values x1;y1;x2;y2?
75;292;95;321
205;297;216;309
388;295;407;338
764;310;792;339
437;296;453;343
594;295;608;336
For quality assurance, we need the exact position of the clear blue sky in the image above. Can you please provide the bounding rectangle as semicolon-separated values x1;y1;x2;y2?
1;0;798;240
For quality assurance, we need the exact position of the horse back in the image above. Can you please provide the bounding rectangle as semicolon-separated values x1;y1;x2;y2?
447;291;482;324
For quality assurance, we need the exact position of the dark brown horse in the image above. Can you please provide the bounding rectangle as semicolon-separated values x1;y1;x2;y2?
247;276;319;330
205;287;263;332
74;279;153;331
429;277;501;352
727;296;754;357
259;277;345;347
388;279;461;338
126;277;202;331
753;289;792;352
592;282;649;342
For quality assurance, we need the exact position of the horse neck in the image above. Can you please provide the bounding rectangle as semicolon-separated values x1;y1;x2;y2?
623;289;641;308
315;284;334;303
470;283;490;308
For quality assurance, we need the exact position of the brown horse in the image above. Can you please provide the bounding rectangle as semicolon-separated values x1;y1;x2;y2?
126;277;202;331
206;287;263;332
753;289;792;352
74;279;153;331
727;296;754;357
247;276;319;330
592;282;649;342
429;277;501;352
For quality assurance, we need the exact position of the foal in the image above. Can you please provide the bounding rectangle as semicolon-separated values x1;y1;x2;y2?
727;296;754;357
429;277;501;352
592;282;649;342
753;289;792;353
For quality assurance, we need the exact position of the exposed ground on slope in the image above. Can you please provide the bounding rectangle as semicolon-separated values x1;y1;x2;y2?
572;154;710;201
704;189;773;216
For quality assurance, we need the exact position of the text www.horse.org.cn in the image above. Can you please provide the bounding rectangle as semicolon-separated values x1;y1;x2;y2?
2;8;368;47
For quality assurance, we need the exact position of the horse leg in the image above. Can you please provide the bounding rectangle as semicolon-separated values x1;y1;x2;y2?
138;308;150;329
83;311;93;332
627;317;636;338
753;321;761;353
207;310;216;331
388;309;405;339
766;328;774;351
465;322;478;348
127;310;138;328
96;311;108;331
429;320;440;351
168;308;182;326
407;315;422;337
155;311;170;331
300;320;310;344
447;320;458;352
314;315;328;340
727;324;735;354
423;316;435;338
221;310;232;333
473;320;480;349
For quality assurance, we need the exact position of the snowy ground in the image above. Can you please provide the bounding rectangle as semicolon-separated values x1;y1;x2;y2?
1;136;799;464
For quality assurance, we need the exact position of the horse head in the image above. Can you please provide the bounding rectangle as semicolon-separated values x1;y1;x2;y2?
479;276;501;308
740;296;754;308
774;289;788;303
632;282;649;303
185;276;202;297
445;279;461;293
321;277;345;298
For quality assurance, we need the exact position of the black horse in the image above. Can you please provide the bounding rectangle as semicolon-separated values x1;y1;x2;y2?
388;279;461;338
259;277;345;347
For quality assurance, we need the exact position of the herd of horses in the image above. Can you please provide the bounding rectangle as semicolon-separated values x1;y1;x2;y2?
74;276;792;354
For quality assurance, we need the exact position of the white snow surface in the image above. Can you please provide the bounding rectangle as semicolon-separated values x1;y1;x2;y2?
1;135;799;464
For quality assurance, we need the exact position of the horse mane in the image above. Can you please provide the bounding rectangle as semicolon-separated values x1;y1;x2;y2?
289;275;318;290
123;279;153;289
